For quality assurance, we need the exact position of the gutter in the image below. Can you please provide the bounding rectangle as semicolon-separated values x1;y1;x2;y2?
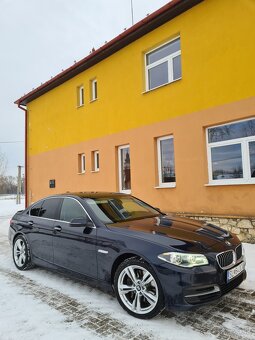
17;104;28;208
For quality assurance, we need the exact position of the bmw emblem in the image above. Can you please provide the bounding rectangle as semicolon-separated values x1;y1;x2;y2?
225;241;231;246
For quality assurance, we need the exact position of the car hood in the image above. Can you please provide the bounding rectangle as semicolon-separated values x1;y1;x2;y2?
106;214;236;253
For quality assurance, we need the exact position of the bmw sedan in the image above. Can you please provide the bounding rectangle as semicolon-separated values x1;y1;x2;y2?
9;192;246;319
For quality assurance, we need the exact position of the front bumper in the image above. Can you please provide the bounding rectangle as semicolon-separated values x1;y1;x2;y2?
154;260;246;311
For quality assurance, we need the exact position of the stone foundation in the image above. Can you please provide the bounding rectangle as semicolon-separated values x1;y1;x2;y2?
175;213;255;243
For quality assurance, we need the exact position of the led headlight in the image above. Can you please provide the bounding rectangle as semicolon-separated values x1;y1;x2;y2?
158;252;209;268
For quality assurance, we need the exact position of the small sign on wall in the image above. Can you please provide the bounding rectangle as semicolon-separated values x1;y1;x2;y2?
49;179;56;188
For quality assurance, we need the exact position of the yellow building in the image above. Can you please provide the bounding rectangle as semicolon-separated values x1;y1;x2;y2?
16;0;255;239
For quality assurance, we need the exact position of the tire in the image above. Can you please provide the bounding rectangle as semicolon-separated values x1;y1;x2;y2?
114;257;164;319
13;235;33;270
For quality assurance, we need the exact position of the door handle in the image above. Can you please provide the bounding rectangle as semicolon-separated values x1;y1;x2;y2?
28;221;34;226
54;226;62;232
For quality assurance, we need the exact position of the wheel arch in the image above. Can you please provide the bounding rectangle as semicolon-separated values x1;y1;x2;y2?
12;231;28;245
111;252;151;286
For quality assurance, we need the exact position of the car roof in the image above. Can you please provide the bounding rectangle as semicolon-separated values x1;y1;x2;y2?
59;192;128;199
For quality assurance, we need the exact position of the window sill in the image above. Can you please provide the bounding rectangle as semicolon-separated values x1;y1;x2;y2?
205;181;255;187
142;77;181;94
120;190;131;194
77;172;85;175
91;170;100;173
77;104;84;109
90;98;98;103
155;184;176;189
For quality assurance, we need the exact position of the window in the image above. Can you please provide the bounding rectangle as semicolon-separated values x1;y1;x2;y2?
60;198;87;222
78;153;86;173
118;145;131;193
207;118;255;185
91;79;97;101
85;195;159;224
92;150;99;171
39;198;62;220
77;85;84;107
157;136;176;187
30;201;43;216
145;37;181;91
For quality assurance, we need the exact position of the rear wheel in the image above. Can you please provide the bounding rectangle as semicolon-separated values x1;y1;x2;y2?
13;235;33;270
114;257;164;319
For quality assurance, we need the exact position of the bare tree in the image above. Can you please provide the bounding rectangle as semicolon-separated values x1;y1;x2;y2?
0;150;7;180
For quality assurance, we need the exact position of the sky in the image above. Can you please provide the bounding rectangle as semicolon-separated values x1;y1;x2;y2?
0;0;170;178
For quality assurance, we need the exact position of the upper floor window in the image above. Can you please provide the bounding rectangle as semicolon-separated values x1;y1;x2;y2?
77;85;84;107
207;118;255;185
157;136;176;188
78;153;86;174
145;37;181;91
91;79;98;101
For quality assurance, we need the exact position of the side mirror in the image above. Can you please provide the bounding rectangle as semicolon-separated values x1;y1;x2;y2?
70;217;94;228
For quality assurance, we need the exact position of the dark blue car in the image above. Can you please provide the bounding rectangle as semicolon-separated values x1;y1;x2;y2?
8;192;246;319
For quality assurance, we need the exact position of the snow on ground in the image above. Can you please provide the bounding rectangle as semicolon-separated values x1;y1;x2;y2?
0;195;25;216
0;274;101;340
0;198;254;340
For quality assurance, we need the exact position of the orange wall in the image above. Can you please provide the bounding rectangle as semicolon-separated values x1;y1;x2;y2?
28;96;255;216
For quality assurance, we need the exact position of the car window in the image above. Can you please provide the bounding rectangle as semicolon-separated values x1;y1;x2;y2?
60;198;87;222
39;198;62;220
30;201;43;216
85;196;160;224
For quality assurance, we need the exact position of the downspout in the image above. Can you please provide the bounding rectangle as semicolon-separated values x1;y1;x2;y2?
17;103;28;208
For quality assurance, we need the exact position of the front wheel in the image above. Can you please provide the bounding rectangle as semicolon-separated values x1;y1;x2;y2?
13;235;33;270
114;257;164;319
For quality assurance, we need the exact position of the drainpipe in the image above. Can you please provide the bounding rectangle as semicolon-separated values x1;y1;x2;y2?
17;103;28;208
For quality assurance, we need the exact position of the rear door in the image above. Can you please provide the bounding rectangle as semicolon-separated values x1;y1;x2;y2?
27;198;62;263
52;197;97;278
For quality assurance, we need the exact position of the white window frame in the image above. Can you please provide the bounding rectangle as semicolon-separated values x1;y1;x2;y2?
206;118;255;186
93;150;99;172
145;37;181;92
91;79;98;101
157;135;176;188
78;153;86;174
118;145;131;194
77;85;84;107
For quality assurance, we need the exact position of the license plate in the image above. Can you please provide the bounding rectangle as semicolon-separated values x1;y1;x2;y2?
227;262;245;282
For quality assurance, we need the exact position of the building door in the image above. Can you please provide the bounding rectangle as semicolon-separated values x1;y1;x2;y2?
118;145;131;194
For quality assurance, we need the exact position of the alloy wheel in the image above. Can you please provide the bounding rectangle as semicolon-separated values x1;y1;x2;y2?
14;238;27;268
117;264;159;315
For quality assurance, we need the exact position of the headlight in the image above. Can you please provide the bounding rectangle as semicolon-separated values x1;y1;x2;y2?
158;252;209;268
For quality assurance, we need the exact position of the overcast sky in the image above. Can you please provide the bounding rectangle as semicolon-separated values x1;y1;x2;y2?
0;0;170;177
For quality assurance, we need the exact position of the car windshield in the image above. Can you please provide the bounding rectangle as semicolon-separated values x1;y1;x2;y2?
84;196;160;224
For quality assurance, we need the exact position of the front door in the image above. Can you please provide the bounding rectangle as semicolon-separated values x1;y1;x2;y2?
52;197;97;279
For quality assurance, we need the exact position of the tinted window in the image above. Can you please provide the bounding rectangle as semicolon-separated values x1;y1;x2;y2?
39;198;62;219
60;198;87;222
30;201;43;216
